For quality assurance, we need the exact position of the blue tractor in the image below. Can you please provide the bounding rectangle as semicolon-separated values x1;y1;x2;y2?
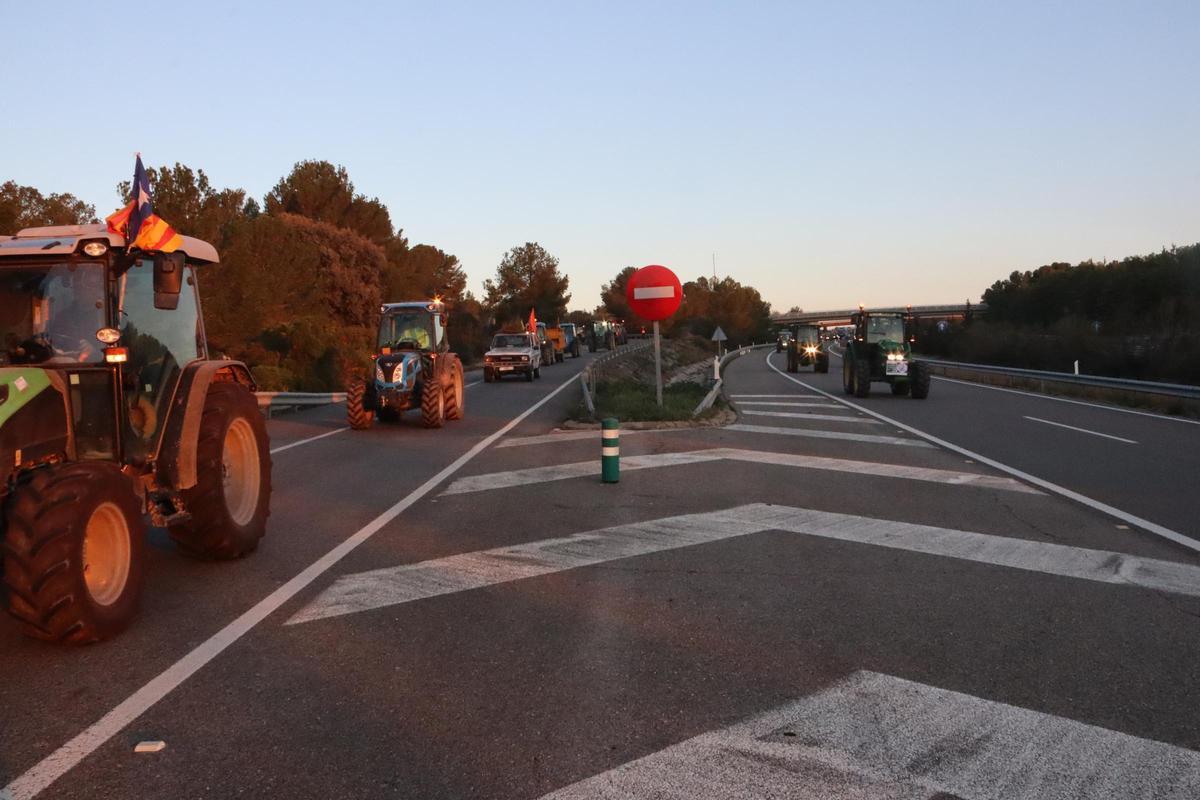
346;301;465;429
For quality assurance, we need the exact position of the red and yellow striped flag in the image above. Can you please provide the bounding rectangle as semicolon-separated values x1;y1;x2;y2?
104;155;183;252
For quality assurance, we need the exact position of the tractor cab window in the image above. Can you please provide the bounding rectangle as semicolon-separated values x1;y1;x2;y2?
431;313;447;351
794;326;820;345
117;258;203;461
380;311;434;351
0;263;105;365
865;316;906;344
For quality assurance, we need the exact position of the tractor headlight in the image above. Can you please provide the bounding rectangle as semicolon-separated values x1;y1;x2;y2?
375;363;386;382
391;363;405;383
886;353;903;361
805;346;818;354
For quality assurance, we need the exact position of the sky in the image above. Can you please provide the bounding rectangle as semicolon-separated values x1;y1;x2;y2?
2;0;1197;313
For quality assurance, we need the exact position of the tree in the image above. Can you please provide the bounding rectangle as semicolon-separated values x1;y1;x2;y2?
483;242;571;325
600;266;637;322
117;163;246;247
384;243;467;303
264;160;394;245
0;181;95;232
678;275;772;345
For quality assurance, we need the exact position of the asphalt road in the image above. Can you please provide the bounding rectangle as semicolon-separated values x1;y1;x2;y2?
2;346;1198;799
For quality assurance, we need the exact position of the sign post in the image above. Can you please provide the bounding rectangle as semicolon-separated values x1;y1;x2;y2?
626;265;683;407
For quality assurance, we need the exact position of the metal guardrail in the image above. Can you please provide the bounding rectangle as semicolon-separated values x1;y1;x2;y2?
578;341;654;418
918;358;1200;400
256;391;346;418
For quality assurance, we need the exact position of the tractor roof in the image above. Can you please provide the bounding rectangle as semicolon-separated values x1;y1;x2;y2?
0;223;219;264
381;301;443;314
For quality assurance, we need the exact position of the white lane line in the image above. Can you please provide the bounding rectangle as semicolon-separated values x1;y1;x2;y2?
742;409;880;424
726;422;934;448
936;374;1200;426
287;502;1200;625
440;448;1037;497
734;401;840;408
729;394;811;399
537;670;1200;799
497;428;692;449
0;372;585;800
1024;416;1138;444
765;352;1200;554
464;380;482;388
269;426;349;455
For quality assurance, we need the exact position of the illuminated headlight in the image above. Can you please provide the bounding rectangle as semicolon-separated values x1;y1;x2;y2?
485;356;495;364
886;353;904;361
81;241;108;257
521;355;530;362
805;346;818;354
391;363;405;383
375;363;386;382
95;327;121;345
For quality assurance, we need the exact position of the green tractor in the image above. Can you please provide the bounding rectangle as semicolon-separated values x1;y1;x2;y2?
785;324;828;373
0;224;272;643
842;309;929;399
345;301;465;430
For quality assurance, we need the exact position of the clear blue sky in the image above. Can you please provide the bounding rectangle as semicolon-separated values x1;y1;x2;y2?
3;0;1197;312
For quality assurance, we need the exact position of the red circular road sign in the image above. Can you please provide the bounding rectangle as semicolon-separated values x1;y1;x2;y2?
626;264;682;322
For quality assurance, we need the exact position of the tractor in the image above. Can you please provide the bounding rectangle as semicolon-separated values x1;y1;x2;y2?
842;309;929;399
0;223;272;643
585;320;618;352
558;323;583;358
346;301;465;430
785;324;828;373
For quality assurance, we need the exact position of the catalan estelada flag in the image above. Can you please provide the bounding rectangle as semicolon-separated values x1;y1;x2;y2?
105;155;183;252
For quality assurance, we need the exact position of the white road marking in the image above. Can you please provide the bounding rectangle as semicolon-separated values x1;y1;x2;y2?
734;401;840;408
538;670;1200;799
743;409;880;424
632;285;675;300
726;423;932;447
464;379;482;388
497;428;693;448
765;353;1200;554
0;372;585;800
935;374;1200;426
729;394;810;398
1024;415;1138;444
269;426;349;455
441;448;1037;497
287;502;1200;625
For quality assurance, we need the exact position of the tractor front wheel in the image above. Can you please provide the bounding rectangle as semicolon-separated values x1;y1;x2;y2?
346;378;375;430
910;362;931;399
421;376;446;428
171;383;272;560
854;359;872;398
816;355;829;374
3;463;145;643
445;361;465;421
842;356;854;394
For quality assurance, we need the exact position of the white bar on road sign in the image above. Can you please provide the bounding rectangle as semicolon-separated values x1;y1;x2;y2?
633;286;675;300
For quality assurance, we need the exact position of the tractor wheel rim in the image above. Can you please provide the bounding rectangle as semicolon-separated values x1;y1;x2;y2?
82;501;131;607
222;417;261;526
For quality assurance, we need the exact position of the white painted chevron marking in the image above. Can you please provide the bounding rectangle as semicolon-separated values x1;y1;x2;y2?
744;409;881;423
726;422;931;447
496;428;691;448
537;670;1200;799
286;503;1200;625
440;448;1037;497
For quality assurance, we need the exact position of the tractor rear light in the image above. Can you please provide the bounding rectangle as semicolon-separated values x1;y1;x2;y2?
104;347;128;364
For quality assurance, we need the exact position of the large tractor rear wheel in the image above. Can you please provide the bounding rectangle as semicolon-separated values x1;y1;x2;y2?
421;376;446;428
910;362;931;399
854;359;872;398
3;463;145;643
171;383;272;561
171;383;272;560
445;361;465;421
346;378;374;430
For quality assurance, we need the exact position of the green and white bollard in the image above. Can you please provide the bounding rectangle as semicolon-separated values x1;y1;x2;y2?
601;417;619;483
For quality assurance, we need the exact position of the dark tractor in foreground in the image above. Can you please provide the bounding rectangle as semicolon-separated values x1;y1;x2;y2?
346;301;465;430
0;224;272;643
785;324;828;373
842;309;929;399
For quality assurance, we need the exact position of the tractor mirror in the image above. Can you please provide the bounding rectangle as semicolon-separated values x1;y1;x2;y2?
153;252;185;310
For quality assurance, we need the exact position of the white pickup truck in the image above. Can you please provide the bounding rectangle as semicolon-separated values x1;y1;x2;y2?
483;332;542;382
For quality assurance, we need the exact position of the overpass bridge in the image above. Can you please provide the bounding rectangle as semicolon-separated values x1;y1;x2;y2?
772;302;985;329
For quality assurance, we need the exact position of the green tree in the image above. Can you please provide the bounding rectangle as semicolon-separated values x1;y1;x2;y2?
264;160;395;245
483;242;571;325
678;275;772;345
117;163;246;247
0;180;95;232
384;243;467;302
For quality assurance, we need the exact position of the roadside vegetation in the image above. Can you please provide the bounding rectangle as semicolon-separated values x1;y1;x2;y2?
918;244;1200;385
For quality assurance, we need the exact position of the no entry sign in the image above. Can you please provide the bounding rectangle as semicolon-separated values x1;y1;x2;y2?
626;265;682;322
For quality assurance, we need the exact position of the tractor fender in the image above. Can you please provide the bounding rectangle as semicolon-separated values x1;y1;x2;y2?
157;360;256;491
